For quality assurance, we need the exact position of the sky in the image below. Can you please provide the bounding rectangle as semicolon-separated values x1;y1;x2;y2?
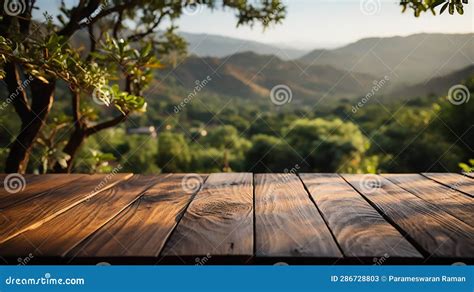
38;0;473;49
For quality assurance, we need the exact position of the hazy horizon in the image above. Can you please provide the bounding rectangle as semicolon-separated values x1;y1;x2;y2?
178;30;474;51
37;0;474;50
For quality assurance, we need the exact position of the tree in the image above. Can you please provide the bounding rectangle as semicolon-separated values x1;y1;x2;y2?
156;132;191;172
0;0;286;173
284;118;369;172
245;134;298;172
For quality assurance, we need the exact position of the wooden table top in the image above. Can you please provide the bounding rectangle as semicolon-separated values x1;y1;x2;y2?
0;173;472;265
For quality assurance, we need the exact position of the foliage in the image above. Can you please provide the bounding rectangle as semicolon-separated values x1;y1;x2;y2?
157;132;191;172
459;159;474;172
400;0;468;16
0;0;287;173
284;118;369;172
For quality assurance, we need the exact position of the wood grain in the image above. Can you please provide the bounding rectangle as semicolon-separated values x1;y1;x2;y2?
422;173;474;197
255;173;342;258
384;174;474;226
300;173;421;258
161;173;253;257
0;173;132;244
0;174;86;209
462;172;474;179
343;174;474;258
72;174;205;257
0;175;161;257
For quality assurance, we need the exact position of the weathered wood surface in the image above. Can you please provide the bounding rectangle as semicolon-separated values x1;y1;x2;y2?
0;174;132;244
162;173;253;258
74;174;206;257
0;173;472;264
343;174;474;258
423;173;474;197
0;174;86;209
300;173;422;258
383;174;474;226
255;173;342;258
0;175;160;257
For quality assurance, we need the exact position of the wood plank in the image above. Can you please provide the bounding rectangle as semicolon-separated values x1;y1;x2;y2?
343;174;474;258
0;173;132;244
1;174;69;188
422;173;474;197
161;173;253;257
384;174;474;226
255;173;342;258
0;174;86;209
0;175;161;257
462;172;474;179
71;174;205;257
300;173;422;258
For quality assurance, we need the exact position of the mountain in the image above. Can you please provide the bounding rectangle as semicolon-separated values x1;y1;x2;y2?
388;65;474;99
156;52;378;105
299;33;474;86
179;32;307;60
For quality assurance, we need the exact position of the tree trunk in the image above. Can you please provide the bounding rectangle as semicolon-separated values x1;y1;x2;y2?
53;126;87;173
5;78;55;173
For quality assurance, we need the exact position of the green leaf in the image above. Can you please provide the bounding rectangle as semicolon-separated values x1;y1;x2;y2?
448;3;454;14
455;4;464;14
440;2;449;13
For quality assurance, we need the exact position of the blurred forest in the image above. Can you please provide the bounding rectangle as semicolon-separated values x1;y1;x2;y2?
1;75;472;174
0;0;472;174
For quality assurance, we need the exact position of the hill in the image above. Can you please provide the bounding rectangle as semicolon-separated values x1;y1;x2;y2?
299;33;474;86
388;65;474;99
180;32;307;60
156;52;378;105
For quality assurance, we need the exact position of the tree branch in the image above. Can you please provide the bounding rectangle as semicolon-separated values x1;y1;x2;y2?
71;89;84;127
127;10;169;42
85;111;129;136
112;10;123;39
4;62;31;122
58;0;100;37
58;0;136;37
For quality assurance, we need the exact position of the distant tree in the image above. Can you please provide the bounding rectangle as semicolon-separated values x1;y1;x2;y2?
284;118;369;172
156;132;191;172
372;107;463;172
0;0;286;173
245;134;298;172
